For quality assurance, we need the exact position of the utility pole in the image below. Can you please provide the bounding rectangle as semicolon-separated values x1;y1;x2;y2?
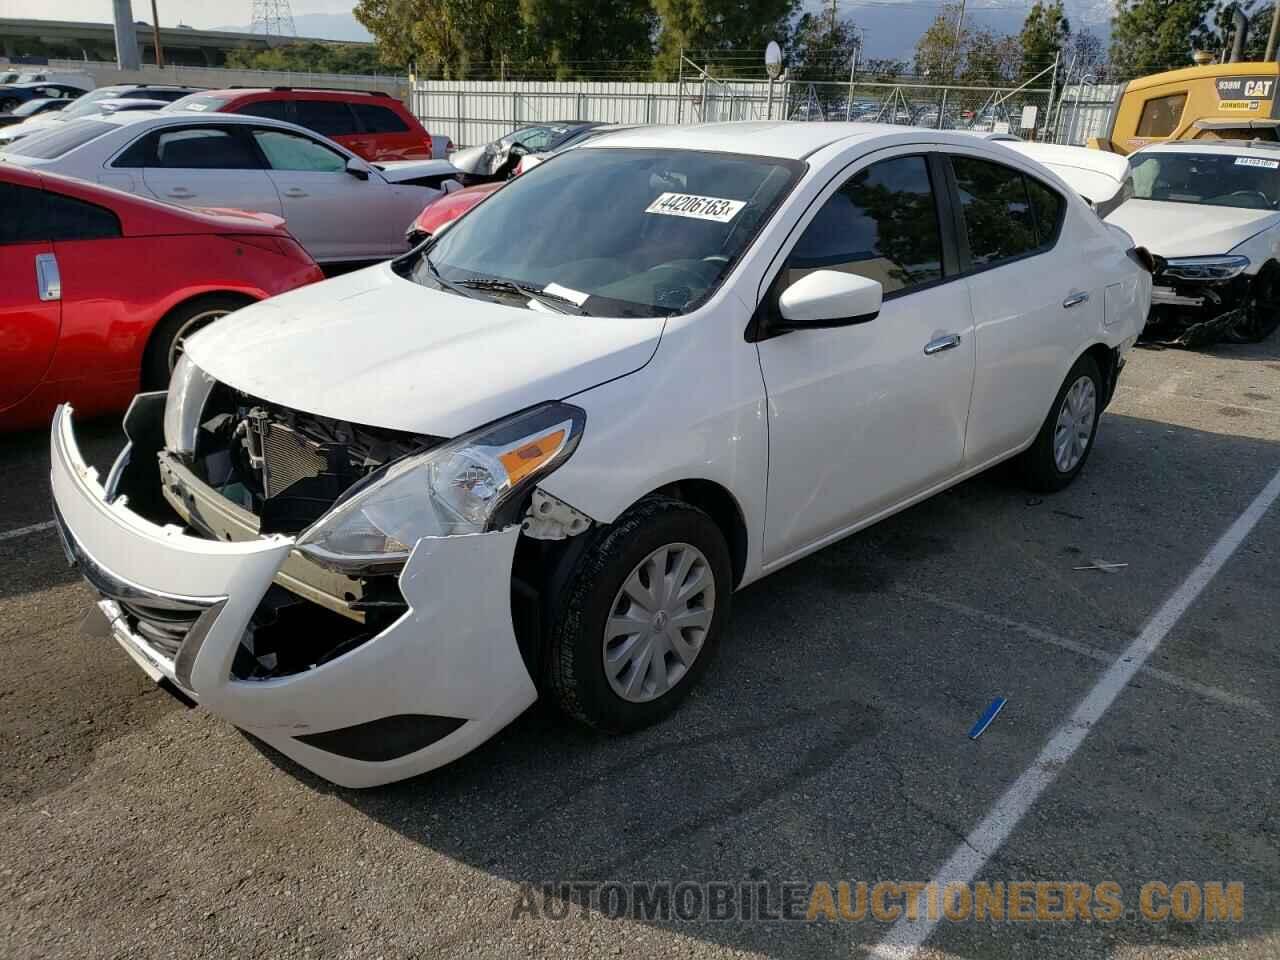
830;0;838;34
951;0;967;79
150;0;165;67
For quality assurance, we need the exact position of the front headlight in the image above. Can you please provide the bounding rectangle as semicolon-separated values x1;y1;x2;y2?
162;353;217;454
296;401;586;573
1160;255;1250;281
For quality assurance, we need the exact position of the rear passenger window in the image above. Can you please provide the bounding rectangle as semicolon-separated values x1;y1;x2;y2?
784;154;944;296
235;99;291;122
294;100;358;136
154;128;260;169
1136;93;1187;138
351;103;409;133
46;191;121;241
0;183;46;243
951;157;1041;267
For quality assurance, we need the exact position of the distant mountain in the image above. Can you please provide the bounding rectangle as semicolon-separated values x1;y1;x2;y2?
213;13;372;42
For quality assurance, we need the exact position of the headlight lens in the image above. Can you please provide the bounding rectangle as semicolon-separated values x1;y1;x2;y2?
1160;255;1250;281
162;353;217;454
296;401;585;572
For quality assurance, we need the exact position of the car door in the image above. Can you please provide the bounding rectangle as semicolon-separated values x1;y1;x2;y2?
250;126;397;263
754;150;976;565
948;151;1107;465
0;181;61;414
134;124;282;216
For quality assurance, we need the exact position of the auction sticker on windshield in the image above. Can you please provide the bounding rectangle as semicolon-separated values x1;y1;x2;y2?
1235;157;1280;169
646;193;746;223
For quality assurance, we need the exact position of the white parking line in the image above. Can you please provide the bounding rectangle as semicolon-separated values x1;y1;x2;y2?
0;520;56;542
871;464;1280;960
899;588;1271;718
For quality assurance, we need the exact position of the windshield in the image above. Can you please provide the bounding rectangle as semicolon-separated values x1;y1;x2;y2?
1130;151;1280;209
406;147;802;318
12;98;63;117
164;93;231;113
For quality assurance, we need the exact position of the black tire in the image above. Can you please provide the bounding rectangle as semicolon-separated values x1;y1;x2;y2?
0;98;18;113
141;294;250;390
1018;354;1103;493
546;495;733;733
1225;263;1280;344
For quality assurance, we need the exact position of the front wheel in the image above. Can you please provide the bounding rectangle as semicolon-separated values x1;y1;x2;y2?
546;496;732;733
1018;354;1103;493
1225;264;1280;344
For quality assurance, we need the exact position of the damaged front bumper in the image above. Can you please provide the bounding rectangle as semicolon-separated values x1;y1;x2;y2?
1146;273;1250;347
50;403;537;788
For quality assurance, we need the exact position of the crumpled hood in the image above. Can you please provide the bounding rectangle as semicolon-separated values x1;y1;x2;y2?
184;263;665;437
1105;199;1280;258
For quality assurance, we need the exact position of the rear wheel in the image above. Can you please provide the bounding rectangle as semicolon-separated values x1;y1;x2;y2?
1018;354;1103;493
0;97;18;113
1225;263;1280;344
546;496;732;733
141;295;250;390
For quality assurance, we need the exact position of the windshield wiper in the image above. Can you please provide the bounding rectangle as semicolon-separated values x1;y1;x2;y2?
420;252;479;300
456;277;587;315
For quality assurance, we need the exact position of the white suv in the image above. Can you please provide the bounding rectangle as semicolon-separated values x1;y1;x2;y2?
51;123;1150;787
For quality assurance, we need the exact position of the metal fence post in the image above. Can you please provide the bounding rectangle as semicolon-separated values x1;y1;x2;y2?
512;89;518;131
457;90;464;148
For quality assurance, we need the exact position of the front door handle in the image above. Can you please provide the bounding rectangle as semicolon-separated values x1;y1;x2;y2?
167;187;195;199
923;333;961;356
35;252;60;302
284;188;308;198
1062;291;1090;308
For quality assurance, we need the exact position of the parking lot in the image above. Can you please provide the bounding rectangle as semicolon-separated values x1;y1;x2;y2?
0;335;1274;958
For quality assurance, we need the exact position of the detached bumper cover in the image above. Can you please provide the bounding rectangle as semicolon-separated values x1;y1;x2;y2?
50;405;537;788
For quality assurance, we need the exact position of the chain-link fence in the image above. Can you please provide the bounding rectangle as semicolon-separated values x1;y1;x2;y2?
413;74;1060;147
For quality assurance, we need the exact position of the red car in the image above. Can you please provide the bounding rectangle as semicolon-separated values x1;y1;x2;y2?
0;166;323;432
405;181;502;246
166;87;433;162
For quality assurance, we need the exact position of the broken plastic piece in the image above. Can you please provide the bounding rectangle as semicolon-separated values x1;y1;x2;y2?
1073;559;1128;573
521;488;592;540
969;697;1007;740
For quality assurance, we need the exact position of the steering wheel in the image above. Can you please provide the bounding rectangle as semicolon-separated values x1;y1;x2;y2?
1227;189;1273;207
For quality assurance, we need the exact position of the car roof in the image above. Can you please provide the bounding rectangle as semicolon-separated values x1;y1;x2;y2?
585;121;953;161
191;87;395;100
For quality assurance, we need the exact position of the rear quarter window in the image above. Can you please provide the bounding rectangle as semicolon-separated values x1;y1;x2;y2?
46;191;121;241
351;102;410;134
4;120;116;159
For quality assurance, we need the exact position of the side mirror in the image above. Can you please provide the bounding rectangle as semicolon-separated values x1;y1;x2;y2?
346;157;371;180
777;270;882;329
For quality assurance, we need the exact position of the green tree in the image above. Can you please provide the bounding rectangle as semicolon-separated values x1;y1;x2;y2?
1019;0;1070;79
1201;1;1273;61
651;0;800;79
354;0;527;78
226;42;403;74
966;28;1022;81
914;3;969;79
789;12;861;80
1109;0;1216;76
519;0;655;78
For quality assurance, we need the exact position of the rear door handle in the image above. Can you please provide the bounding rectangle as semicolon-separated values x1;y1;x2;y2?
284;188;308;198
1062;291;1090;308
167;187;194;199
35;252;61;302
923;334;961;356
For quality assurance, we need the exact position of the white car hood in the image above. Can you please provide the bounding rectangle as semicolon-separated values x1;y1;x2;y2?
183;264;665;437
374;159;458;184
1105;199;1280;258
0;115;58;141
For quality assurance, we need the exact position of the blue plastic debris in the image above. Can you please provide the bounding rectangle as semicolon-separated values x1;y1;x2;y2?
969;697;1007;740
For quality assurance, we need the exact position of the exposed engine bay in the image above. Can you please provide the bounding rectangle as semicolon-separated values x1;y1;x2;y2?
155;385;444;681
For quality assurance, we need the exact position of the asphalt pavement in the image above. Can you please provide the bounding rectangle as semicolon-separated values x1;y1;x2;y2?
1;339;1277;960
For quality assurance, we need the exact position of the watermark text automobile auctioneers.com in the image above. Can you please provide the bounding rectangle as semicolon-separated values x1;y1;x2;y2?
512;880;1246;925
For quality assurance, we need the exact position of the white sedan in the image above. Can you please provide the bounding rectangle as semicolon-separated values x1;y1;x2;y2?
1;112;455;266
1106;140;1280;344
50;122;1150;787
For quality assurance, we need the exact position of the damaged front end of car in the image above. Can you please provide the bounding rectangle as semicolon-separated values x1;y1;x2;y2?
50;355;595;787
1145;255;1257;347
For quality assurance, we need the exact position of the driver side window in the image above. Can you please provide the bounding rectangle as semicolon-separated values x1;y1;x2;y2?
783;154;944;298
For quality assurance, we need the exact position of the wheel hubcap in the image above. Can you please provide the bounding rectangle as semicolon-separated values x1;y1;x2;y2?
1053;375;1097;473
603;542;715;704
168;309;229;372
